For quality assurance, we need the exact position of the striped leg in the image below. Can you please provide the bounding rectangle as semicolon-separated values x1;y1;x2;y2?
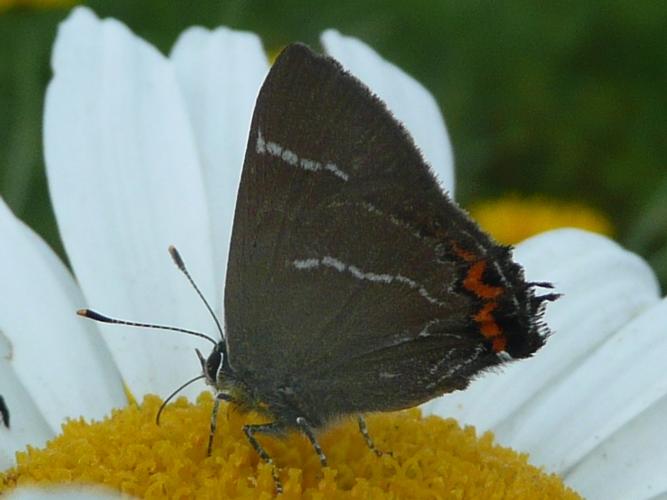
357;415;385;457
243;421;285;494
207;392;236;456
296;416;328;466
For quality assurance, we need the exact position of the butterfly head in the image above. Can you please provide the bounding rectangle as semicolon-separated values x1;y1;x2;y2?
197;341;228;388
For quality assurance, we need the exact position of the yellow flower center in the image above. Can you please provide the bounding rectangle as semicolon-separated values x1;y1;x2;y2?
1;393;580;498
469;195;614;245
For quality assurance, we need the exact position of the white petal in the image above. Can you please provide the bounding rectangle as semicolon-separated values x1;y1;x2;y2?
506;297;667;474
0;347;52;469
44;7;217;398
422;229;659;433
321;30;455;195
170;27;268;302
566;389;667;499
0;198;125;461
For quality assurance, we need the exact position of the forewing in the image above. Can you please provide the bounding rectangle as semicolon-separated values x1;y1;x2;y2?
224;44;538;407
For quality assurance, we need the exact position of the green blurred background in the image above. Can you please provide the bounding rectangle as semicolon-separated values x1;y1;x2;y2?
1;0;666;286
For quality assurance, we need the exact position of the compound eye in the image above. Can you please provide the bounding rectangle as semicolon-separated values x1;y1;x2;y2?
206;349;222;381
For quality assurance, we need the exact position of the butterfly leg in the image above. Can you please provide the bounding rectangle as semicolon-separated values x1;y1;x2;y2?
357;415;387;457
296;416;328;466
207;392;236;456
243;421;285;494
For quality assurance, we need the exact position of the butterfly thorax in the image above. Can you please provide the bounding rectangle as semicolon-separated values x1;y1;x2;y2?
202;343;291;423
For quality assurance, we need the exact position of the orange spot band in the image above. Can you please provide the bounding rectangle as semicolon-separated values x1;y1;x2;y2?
452;242;477;262
469;280;506;353
474;303;501;338
492;337;507;352
463;261;503;299
453;244;508;353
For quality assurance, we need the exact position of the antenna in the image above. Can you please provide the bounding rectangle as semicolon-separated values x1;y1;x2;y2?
155;373;206;425
168;246;225;341
77;309;217;346
76;247;225;429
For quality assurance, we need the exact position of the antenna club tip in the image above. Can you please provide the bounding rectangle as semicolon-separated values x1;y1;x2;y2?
77;309;112;322
168;245;185;269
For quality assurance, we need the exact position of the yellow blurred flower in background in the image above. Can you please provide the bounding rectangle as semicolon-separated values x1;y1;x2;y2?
469;195;614;245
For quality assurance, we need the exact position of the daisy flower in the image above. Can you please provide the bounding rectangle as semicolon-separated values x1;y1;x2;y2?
1;6;665;498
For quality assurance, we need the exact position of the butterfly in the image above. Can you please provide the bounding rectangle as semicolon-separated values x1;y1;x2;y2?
81;43;557;494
